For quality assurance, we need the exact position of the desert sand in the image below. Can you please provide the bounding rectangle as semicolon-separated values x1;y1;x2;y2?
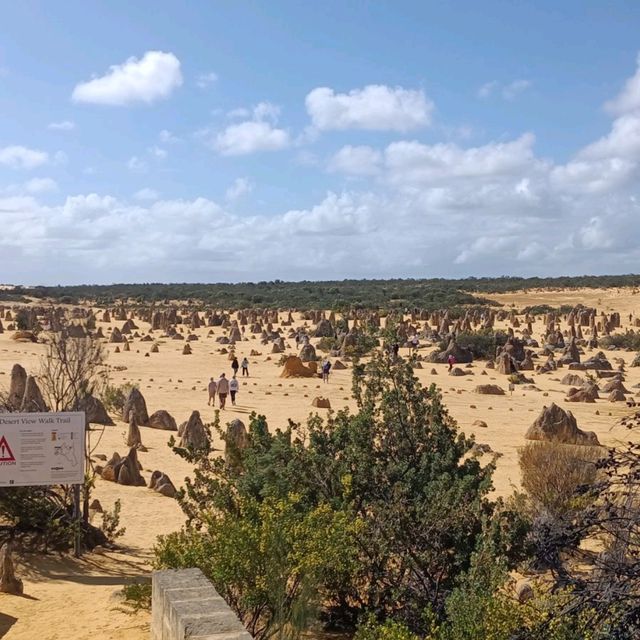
1;287;639;639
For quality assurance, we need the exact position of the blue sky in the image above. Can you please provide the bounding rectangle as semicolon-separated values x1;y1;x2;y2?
2;1;640;284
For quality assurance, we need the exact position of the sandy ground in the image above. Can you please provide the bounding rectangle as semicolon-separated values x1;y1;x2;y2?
1;287;639;639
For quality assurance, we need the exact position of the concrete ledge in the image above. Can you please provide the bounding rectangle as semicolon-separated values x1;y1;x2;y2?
152;568;253;640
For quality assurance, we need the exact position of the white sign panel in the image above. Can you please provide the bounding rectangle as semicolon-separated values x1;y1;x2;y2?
0;412;85;486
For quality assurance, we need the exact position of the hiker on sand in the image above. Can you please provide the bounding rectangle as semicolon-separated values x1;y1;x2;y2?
322;359;332;383
447;353;456;372
217;373;230;409
207;377;217;406
229;375;239;405
241;356;249;377
231;356;239;377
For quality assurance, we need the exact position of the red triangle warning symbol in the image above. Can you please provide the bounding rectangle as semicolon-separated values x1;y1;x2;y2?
0;436;16;462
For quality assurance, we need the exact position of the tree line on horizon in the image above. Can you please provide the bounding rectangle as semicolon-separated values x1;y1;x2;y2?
4;273;640;310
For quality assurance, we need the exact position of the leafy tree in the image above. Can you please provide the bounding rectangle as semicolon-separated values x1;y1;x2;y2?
157;354;512;635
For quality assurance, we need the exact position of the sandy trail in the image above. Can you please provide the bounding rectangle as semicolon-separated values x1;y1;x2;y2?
0;287;639;639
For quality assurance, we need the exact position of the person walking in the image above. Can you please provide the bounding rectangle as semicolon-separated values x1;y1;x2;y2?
207;377;217;406
231;356;239;378
217;373;230;409
447;353;456;372
322;358;332;383
241;356;249;377
229;375;239;405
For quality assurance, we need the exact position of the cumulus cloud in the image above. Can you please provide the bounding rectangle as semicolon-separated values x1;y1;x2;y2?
385;134;538;186
605;53;640;115
328;145;382;176
0;145;49;169
72;51;182;106
215;121;290;155
306;84;433;131
213;103;290;156
48;120;75;131
7;55;640;283
225;177;253;201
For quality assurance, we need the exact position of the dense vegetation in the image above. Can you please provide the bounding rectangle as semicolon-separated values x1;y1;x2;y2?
11;273;640;310
154;348;640;639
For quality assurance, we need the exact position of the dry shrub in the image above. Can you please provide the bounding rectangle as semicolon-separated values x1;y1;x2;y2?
518;441;605;517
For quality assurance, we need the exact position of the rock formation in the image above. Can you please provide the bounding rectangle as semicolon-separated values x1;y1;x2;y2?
0;543;23;595
148;410;177;431
311;396;331;408
225;419;249;468
20;375;48;412
8;364;27;410
525;403;600;445
280;356;316;378
474;384;505;395
126;415;142;449
179;411;209;449
122;388;149;425
149;470;176;498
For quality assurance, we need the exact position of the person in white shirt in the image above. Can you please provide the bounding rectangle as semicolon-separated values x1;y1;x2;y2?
229;375;239;406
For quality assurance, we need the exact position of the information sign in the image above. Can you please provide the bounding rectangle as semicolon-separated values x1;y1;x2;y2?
0;412;86;486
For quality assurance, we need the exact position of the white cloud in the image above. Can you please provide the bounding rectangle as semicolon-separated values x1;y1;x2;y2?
477;81;498;99
225;177;253;201
211;101;290;155
72;51;182;106
477;79;531;100
159;129;180;143
0;145;49;169
328;145;382;176
48;120;75;131
127;156;147;172
385;133;538;186
306;84;433;131
502;79;531;100
215;121;290;156
25;177;58;193
196;71;218;89
134;188;159;201
605;53;640;115
7;54;640;283
148;146;168;160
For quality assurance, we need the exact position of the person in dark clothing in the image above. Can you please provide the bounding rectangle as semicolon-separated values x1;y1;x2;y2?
231;356;239;377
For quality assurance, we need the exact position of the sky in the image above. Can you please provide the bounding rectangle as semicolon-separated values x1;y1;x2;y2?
2;1;640;285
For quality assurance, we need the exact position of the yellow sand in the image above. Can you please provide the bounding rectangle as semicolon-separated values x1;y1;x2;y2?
0;287;639;638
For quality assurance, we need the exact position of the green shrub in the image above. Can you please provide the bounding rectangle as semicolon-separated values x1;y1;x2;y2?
101;499;126;540
454;331;507;360
101;382;137;414
317;337;340;353
121;581;152;612
600;332;640;351
158;355;505;636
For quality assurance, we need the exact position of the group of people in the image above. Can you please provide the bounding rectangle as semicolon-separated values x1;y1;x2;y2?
207;355;250;409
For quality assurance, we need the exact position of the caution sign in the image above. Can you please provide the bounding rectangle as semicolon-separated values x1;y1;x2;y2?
0;435;16;463
0;412;85;486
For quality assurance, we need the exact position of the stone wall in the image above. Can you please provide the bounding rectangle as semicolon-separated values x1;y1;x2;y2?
152;568;253;640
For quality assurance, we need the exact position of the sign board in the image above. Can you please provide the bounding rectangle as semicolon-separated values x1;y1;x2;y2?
0;412;85;486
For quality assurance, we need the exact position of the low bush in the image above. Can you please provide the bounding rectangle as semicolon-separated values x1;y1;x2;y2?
317;337;340;353
101;382;138;414
600;332;640;351
518;442;604;518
